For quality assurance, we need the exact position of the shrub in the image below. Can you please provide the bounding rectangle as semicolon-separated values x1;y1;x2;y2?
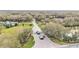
18;29;31;45
63;33;79;43
43;22;66;40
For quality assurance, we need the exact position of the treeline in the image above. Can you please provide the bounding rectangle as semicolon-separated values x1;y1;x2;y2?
0;13;33;22
63;17;79;27
42;22;79;43
1;11;79;25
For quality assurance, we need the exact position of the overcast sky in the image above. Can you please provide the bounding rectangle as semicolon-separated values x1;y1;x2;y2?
0;0;79;10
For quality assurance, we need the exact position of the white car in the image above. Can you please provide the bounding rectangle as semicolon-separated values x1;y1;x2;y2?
39;34;45;40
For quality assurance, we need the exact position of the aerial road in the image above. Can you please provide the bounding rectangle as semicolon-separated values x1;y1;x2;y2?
32;19;61;48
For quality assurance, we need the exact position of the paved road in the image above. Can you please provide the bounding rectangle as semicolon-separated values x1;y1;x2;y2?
32;19;61;48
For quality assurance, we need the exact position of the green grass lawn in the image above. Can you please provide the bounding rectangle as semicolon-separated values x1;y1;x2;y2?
50;38;66;45
0;22;34;48
22;36;35;48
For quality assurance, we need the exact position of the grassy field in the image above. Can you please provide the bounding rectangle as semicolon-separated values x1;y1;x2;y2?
0;22;34;48
22;36;35;48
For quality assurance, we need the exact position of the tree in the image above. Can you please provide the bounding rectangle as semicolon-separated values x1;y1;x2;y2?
43;22;66;40
18;29;31;46
35;14;46;22
26;14;33;22
63;17;79;27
